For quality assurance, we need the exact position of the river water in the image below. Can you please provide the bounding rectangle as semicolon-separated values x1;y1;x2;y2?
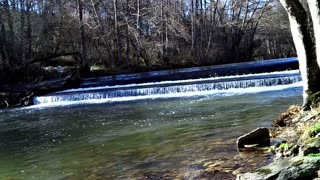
0;72;302;179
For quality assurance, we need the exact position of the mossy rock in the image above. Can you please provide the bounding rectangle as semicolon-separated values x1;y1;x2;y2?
308;124;320;137
290;145;299;155
301;139;320;156
291;159;304;166
255;168;272;175
306;91;320;108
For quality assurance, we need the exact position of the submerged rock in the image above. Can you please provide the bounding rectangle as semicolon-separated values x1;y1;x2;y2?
237;128;270;149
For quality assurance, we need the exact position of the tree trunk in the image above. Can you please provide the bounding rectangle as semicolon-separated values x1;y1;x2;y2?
0;5;8;66
26;0;32;63
20;0;26;66
191;0;195;54
4;0;15;65
126;0;130;66
281;0;320;109
113;0;121;65
136;0;141;64
307;0;320;67
78;0;88;66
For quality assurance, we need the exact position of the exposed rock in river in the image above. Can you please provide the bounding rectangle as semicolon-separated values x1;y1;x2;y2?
237;128;270;149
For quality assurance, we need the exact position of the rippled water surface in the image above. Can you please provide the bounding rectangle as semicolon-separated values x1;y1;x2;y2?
0;86;302;179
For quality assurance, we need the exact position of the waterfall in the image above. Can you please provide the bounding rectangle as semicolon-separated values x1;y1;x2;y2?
33;70;302;105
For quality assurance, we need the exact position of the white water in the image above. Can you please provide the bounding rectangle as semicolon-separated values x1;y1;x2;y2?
30;82;302;109
32;70;302;107
60;70;300;93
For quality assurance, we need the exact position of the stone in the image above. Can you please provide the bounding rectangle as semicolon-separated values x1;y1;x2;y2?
283;150;292;157
300;139;320;156
236;157;320;180
276;152;283;158
237;128;270;149
290;145;299;155
183;169;205;179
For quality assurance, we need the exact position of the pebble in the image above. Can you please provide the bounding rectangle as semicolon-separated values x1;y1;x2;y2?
276;152;283;158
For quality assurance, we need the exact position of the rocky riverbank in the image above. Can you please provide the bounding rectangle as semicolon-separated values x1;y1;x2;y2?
237;105;320;180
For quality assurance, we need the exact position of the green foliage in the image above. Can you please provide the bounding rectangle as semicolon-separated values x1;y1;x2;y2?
308;124;320;137
307;153;320;157
279;143;290;150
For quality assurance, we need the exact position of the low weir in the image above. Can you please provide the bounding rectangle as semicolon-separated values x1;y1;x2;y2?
33;70;301;105
81;57;298;87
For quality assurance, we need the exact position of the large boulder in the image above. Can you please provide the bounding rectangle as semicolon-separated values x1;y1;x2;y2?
237;156;320;180
237;128;270;149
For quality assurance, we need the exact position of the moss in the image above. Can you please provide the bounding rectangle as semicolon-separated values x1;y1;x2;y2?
258;147;271;151
279;143;290;150
307;153;320;157
307;91;320;103
306;91;320;109
255;168;272;175
308;124;320;137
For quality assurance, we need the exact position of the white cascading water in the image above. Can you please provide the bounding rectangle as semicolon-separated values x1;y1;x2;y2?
33;70;302;106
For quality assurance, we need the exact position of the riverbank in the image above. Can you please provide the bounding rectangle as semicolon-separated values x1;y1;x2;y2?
0;71;81;109
237;105;320;179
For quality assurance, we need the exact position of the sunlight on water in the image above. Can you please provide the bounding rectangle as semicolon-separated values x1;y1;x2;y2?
0;85;302;179
0;70;303;179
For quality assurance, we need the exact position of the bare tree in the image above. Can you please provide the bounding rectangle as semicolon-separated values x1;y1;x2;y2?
3;0;15;65
0;0;298;82
78;0;88;66
281;0;320;109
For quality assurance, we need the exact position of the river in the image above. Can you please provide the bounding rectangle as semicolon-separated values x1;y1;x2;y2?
0;70;302;179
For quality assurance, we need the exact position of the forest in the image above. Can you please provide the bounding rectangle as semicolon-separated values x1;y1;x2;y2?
0;0;295;82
